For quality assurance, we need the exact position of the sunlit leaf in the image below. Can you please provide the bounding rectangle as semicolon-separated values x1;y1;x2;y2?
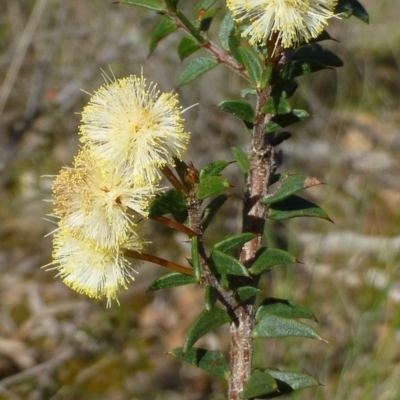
149;18;177;54
178;35;200;60
253;313;323;340
242;370;278;398
197;175;230;200
118;0;163;12
255;298;316;321
201;195;228;231
218;100;255;124
264;174;323;204
249;247;297;275
211;250;249;276
267;195;332;221
178;57;219;86
237;47;262;87
262;96;292;114
214;232;255;254
236;286;260;302
265;110;310;133
183;307;231;352
262;368;320;394
218;12;235;50
231;147;250;174
199;160;231;181
148;272;198;291
170;347;230;379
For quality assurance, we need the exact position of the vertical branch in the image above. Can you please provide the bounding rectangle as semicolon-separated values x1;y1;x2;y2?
228;84;275;398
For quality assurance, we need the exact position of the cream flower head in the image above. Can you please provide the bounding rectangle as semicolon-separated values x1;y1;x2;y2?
50;229;143;306
226;0;337;49
79;74;190;185
52;148;153;250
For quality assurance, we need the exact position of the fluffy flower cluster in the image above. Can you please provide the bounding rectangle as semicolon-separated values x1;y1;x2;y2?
48;74;190;306
226;0;337;49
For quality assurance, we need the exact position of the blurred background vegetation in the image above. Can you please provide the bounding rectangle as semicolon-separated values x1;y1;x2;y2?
0;0;399;399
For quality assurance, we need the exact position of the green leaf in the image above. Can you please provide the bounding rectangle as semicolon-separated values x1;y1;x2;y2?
148;189;188;217
183;307;231;352
193;0;218;19
201;195;228;231
280;59;329;80
119;0;163;12
214;232;255;254
335;0;369;24
197;8;219;32
148;272;198;291
218;100;255;123
199;160;231;181
271;80;298;99
178;35;200;60
256;298;316;321
265;109;310;133
164;0;178;11
260;64;273;89
267;195;332;221
191;236;202;280
253;313;323;340
149;18;177;54
178;57;219;86
169;347;230;379
293;44;343;67
197;175;230;200
237;47;262;87
264;174;323;204
236;286;260;302
218;12;235;51
242;370;278;399
249;247;297;275
211;250;249;276
231;147;250;174
205;285;218;311
262;368;320;394
271;131;292;147
262;97;292;115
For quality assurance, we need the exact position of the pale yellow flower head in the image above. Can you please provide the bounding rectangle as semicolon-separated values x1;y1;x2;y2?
79;74;190;185
52;148;153;250
50;229;143;306
227;0;337;49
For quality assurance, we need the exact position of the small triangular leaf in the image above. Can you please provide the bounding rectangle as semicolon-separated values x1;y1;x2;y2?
253;314;323;340
249;247;297;275
262;368;320;394
256;298;316;321
169;347;230;379
197;175;230;200
267;195;332;221
218;100;255;123
231;147;250;174
242;370;278;399
264;174;323;204
214;232;255;254
218;11;235;50
148;189;188;217
200;160;231;181
263;97;292;115
119;0;164;12
266;110;310;133
237;47;262;87
236;286;260;302
178;35;200;60
149;18;177;54
183;307;231;352
178;57;219;86
201;195;228;231
211;250;249;276
148;272;198;291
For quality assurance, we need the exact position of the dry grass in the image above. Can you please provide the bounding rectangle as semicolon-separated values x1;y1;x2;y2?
0;0;399;399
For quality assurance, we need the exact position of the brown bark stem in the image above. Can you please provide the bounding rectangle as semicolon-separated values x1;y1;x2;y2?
228;85;275;399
